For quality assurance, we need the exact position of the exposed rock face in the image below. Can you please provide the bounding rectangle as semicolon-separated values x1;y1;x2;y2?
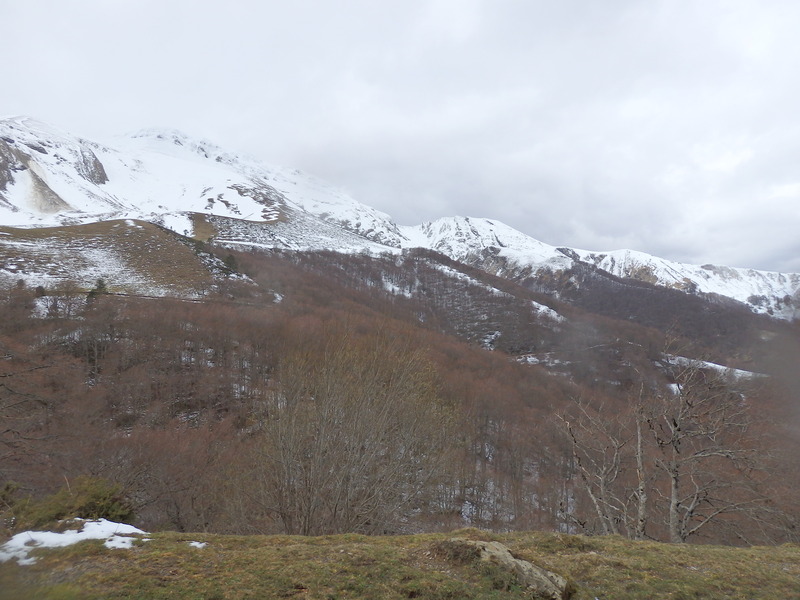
0;139;73;213
0;135;97;212
444;538;574;600
0;138;23;196
75;143;108;185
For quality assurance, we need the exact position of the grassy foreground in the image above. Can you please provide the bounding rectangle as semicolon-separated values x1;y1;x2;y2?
1;528;798;600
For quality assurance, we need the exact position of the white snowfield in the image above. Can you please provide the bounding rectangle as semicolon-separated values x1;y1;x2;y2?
0;519;148;565
1;116;798;319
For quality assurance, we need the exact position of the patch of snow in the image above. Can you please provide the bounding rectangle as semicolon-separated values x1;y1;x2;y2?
0;519;149;565
663;354;766;380
429;262;511;297
381;277;413;298
517;352;570;368
482;331;502;349
158;213;194;237
531;300;564;322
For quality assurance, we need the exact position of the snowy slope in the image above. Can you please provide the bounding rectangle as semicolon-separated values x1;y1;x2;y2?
0;220;219;296
401;217;572;272
0;116;403;250
574;248;800;318
404;216;800;319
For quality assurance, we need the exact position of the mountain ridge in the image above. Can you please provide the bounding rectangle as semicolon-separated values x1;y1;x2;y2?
1;116;798;319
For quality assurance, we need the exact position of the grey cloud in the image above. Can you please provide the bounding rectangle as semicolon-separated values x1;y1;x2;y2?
3;0;800;271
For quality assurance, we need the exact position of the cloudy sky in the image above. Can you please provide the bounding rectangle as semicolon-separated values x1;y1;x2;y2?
4;0;800;271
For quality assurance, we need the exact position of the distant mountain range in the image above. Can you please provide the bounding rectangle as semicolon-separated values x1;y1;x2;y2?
1;116;798;319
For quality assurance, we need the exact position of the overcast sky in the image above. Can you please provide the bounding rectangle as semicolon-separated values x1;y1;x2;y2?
4;0;800;271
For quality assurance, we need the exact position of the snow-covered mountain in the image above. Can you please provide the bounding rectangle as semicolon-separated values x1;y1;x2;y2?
0;116;402;250
402;216;800;319
2;116;798;318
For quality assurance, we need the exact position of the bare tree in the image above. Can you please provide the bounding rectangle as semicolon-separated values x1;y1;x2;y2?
560;355;774;543
558;393;650;539
246;324;456;535
648;357;768;543
0;361;55;483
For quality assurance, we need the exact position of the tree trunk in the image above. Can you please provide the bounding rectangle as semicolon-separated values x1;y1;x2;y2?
668;460;683;543
633;416;648;540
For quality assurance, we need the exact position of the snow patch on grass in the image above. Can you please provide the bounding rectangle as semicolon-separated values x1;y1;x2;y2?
0;519;149;565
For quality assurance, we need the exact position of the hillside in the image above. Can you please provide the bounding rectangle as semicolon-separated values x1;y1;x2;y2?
2;525;799;600
0;219;219;296
2;245;798;546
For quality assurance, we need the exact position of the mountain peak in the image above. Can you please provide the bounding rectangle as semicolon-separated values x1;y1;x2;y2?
128;127;197;147
124;127;239;164
403;216;572;271
0;116;79;145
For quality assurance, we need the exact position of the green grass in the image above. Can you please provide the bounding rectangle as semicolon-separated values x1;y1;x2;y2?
1;529;798;600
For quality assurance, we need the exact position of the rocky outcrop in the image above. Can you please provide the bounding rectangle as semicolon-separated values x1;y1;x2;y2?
0;138;24;196
437;538;575;599
75;143;108;185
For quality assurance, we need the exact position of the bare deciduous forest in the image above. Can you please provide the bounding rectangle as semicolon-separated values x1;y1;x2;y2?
1;248;798;545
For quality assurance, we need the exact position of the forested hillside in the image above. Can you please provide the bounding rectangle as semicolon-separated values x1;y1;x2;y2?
2;245;798;546
0;243;798;543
